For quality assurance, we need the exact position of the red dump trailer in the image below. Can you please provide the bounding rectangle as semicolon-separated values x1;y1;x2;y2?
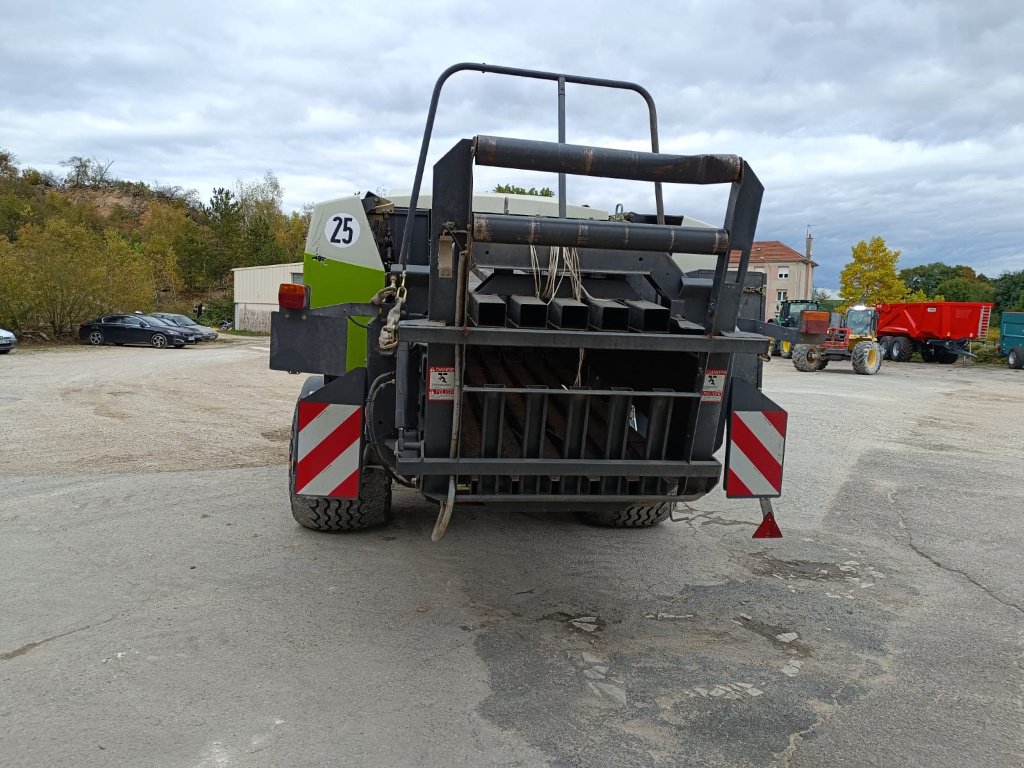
878;301;993;363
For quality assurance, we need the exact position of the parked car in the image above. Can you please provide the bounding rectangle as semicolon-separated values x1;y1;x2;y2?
150;312;219;341
0;327;16;354
78;315;195;348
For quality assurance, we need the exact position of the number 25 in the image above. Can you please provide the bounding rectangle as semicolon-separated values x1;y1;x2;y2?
330;215;354;245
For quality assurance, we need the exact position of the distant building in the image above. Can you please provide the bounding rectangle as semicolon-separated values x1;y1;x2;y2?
731;237;818;321
232;262;303;331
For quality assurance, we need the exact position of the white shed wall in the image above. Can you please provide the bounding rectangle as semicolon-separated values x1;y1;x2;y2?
232;262;303;331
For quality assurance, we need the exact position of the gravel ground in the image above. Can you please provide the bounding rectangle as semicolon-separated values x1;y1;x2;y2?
1;340;1021;768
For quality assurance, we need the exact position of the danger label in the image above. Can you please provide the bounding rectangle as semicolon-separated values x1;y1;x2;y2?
700;369;728;402
428;366;455;401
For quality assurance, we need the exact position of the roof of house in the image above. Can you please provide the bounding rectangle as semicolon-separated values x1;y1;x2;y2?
730;241;818;267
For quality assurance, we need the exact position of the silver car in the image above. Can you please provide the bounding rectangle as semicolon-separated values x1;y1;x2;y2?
150;312;219;341
0;327;16;354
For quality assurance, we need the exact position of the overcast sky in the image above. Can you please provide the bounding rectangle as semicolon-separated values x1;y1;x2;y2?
2;0;1021;287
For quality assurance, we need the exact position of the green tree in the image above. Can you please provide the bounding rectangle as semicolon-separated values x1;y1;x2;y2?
11;219;154;335
494;183;555;196
993;270;1024;313
0;238;32;330
205;187;243;284
900;262;959;297
933;277;995;303
839;236;908;307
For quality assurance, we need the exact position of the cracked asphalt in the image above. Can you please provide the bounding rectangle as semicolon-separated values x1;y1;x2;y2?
1;340;1021;767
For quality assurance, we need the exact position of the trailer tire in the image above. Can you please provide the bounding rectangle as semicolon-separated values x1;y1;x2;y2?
287;405;391;531
576;502;674;528
889;336;913;362
792;345;822;372
851;341;883;375
1009;348;1023;369
879;336;893;360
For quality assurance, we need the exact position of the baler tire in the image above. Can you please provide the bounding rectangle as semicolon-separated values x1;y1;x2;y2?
879;336;893;360
852;341;883;375
792;345;822;372
1008;348;1023;369
287;405;391;531
576;502;674;528
889;336;913;362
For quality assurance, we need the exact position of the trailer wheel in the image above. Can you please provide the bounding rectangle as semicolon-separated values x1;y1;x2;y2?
879;336;893;360
792;345;822;372
889;336;913;362
576;502;674;528
851;341;883;375
1009;348;1023;369
287;407;391;531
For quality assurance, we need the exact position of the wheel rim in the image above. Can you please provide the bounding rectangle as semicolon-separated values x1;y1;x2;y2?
867;348;878;367
89;331;103;345
806;347;820;365
781;341;791;355
152;334;166;348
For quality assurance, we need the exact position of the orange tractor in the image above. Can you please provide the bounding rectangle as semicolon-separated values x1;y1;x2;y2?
791;306;883;375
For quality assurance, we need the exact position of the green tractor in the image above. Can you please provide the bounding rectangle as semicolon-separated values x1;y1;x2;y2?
769;300;826;358
792;306;883;375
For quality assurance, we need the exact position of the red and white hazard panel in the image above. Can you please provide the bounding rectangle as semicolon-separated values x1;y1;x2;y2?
294;401;362;498
725;410;787;498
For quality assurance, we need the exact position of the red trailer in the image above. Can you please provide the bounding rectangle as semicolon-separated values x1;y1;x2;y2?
878;301;993;363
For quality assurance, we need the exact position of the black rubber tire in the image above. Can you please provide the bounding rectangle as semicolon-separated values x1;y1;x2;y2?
889;336;913;362
88;330;104;346
576;502;674;528
792;344;822;372
851;341;883;375
816;357;829;370
150;333;168;349
936;349;959;364
287;406;391;531
921;346;938;364
1009;348;1024;369
0;349;9;355
879;336;893;360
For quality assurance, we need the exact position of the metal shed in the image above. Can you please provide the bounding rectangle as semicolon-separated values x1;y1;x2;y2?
232;262;303;332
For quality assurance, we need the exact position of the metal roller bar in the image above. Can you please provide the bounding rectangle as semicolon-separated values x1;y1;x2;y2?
398;321;771;354
472;214;729;254
475;136;742;185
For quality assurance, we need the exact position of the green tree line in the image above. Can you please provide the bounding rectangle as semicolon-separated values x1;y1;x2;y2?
838;235;1023;314
0;149;310;335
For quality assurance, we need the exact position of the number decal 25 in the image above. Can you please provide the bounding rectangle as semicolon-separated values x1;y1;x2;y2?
324;213;361;248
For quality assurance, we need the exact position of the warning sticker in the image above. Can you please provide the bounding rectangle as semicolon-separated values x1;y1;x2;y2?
700;369;728;403
428;366;456;401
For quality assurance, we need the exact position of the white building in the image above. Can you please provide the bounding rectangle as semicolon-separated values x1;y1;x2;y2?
231;262;303;332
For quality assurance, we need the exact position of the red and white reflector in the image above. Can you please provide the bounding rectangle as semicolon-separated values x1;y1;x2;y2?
294;401;362;498
725;410;787;498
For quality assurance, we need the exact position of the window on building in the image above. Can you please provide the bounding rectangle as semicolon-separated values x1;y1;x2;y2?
291;272;304;285
777;266;790;280
776;290;788;302
752;267;766;273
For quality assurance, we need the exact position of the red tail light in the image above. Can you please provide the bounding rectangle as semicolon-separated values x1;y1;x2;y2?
279;283;310;310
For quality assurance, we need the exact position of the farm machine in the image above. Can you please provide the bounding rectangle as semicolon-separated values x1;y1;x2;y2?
269;63;801;540
792;306;883;374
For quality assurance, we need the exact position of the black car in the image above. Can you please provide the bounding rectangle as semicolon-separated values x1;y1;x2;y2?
150;312;219;341
78;314;195;348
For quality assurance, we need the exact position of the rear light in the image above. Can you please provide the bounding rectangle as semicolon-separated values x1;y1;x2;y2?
79;322;89;328
279;283;310;310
